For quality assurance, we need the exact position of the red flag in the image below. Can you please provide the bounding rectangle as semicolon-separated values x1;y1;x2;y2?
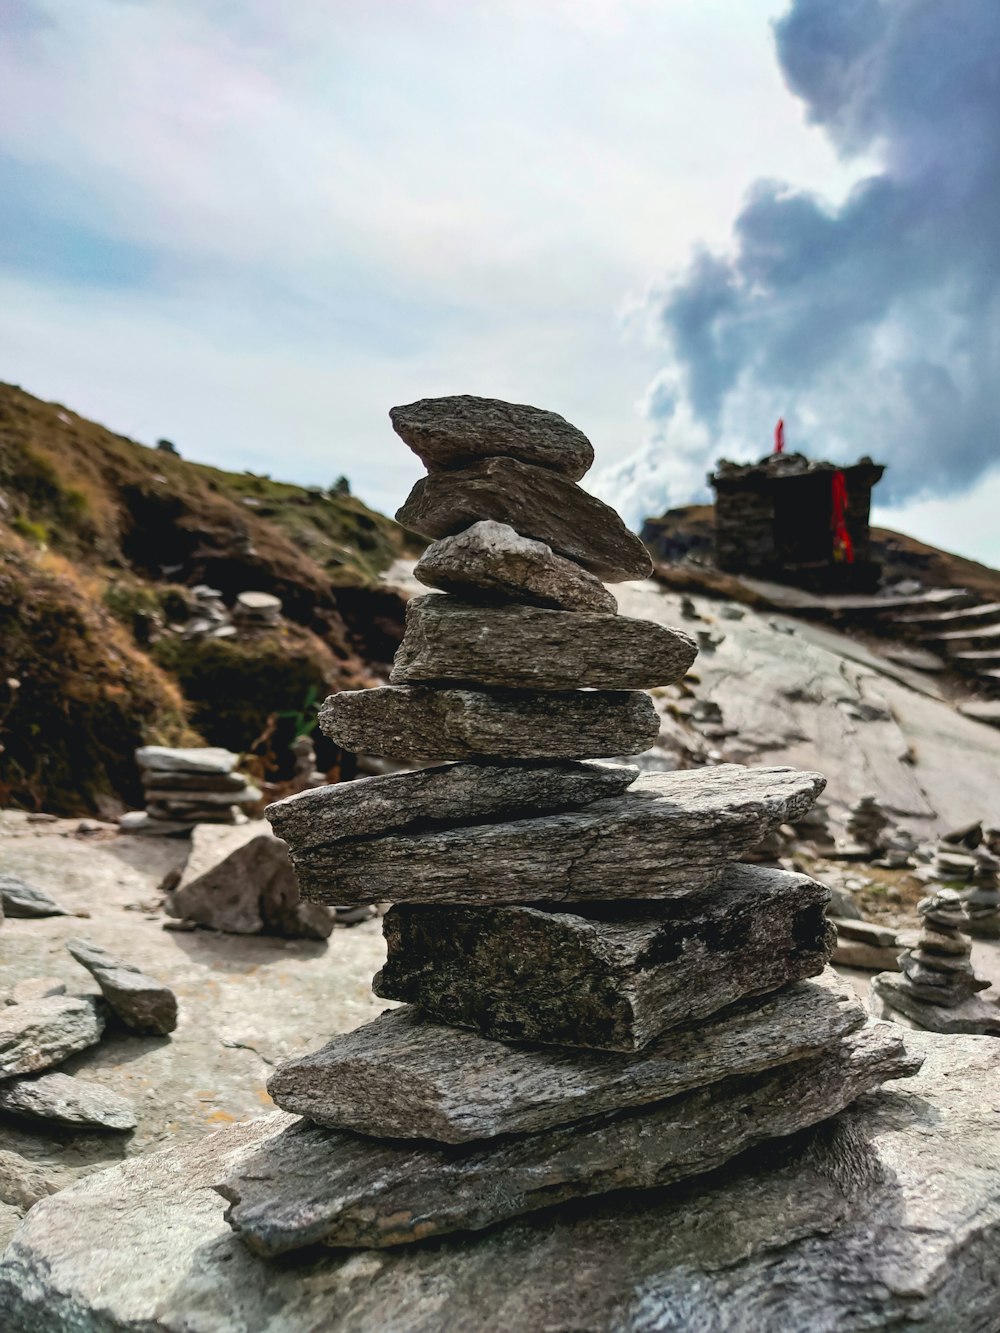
831;470;854;563
774;418;785;454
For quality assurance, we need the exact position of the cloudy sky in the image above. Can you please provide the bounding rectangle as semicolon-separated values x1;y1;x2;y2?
1;0;998;562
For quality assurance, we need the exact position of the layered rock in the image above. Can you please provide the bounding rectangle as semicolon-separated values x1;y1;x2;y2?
123;746;260;836
0;997;103;1080
963;851;1000;938
0;1072;136;1131
65;939;178;1036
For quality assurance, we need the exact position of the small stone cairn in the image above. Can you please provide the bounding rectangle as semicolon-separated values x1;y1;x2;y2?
917;821;982;886
120;746;261;836
233;590;282;629
962;851;1000;939
872;888;1000;1035
217;396;918;1255
846;794;890;853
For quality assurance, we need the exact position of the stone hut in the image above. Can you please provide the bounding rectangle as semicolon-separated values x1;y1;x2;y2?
709;452;884;591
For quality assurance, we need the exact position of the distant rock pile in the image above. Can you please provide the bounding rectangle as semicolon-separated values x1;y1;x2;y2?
963;851;1000;938
120;746;261;836
212;396;918;1254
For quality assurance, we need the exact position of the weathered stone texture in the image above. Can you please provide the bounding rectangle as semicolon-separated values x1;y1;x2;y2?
0;874;69;919
414;521;617;612
871;972;1000;1035
0;1072;136;1131
267;759;637;849
320;684;661;762
375;863;834;1050
288;765;825;907
268;969;859;1142
0;997;103;1080
66;938;178;1036
396;457;653;583
135;746;238;775
390;396;595;480
390;596;697;691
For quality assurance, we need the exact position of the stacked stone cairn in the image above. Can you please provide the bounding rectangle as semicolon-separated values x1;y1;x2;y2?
872;888;1000;1035
917;821;982;885
217;396;919;1256
962;851;1000;939
845;794;890;854
120;746;261;836
233;590;282;629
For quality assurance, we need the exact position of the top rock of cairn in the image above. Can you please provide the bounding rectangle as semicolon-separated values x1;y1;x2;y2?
231;397;918;1256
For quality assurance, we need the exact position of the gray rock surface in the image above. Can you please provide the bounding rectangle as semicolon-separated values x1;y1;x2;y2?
0;996;103;1080
135;746;238;775
320;684;661;762
390;395;595;480
415;520;617;612
396;457;653;582
268;968;860;1142
7;978;66;1005
0;1071;136;1131
288;765;825;907
267;759;638;849
0;1150;56;1211
226;1024;914;1253
375;863;834;1050
390;595;697;691
167;823;333;940
66;938;178;1036
0;873;69;918
3;1030;996;1332
871;972;1000;1034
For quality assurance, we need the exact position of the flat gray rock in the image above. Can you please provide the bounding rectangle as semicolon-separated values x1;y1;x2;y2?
66;939;178;1036
288;765;826;907
390;596;697;691
144;785;260;807
872;972;1000;1035
4;1030;997;1332
267;759;638;849
0;996;103;1081
320;685;661;762
396;457;653;583
0;873;70;918
268;968;860;1142
0;1072;136;1131
226;1024;914;1253
414;520;617;612
136;745;239;774
390;395;595;480
167;824;333;940
0;1150;56;1212
375;863;834;1050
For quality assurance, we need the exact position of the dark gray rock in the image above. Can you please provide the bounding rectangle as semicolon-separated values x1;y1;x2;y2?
4;1030;997;1332
395;457;653;583
224;1024;914;1253
0;997;103;1080
0;874;70;919
66;939;178;1036
138;770;251;792
374;863;834;1050
390;596;697;691
0;1072;136;1131
287;765;826;907
871;972;1000;1034
414;521;618;612
320;685;661;762
390;395;595;480
268;968;860;1142
267;759;638;849
167;824;333;940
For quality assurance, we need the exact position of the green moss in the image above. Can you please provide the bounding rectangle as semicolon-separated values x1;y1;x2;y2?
10;516;49;545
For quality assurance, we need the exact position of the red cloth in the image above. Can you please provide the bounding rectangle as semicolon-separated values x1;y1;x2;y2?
774;418;784;454
831;470;854;563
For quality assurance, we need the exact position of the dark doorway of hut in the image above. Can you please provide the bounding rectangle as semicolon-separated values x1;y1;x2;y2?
772;472;833;568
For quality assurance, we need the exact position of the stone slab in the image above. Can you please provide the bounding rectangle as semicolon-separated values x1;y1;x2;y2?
288;764;826;907
144;785;260;807
320;684;661;762
375;863;833;1050
414;520;617;612
0;997;103;1080
267;759;638;849
4;1030;997;1332
0;1071;136;1131
66;939;178;1036
396;456;653;582
390;595;697;691
390;395;595;480
872;972;1000;1035
0;873;70;918
135;746;238;775
268;968;861;1141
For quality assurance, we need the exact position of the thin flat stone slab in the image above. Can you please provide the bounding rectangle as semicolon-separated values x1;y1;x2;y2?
390;395;595;480
0;873;70;918
3;1030;997;1332
66;939;178;1036
144;785;260;807
267;759;638;849
0;997;103;1081
268;968;861;1142
135;745;239;775
390;596;697;691
871;972;1000;1035
0;1072;136;1131
224;1025;914;1253
320;685;661;762
289;765;826;907
414;521;617;612
396;457;653;583
374;863;834;1051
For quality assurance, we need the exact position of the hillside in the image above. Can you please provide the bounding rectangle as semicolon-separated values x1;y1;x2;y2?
0;383;414;816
